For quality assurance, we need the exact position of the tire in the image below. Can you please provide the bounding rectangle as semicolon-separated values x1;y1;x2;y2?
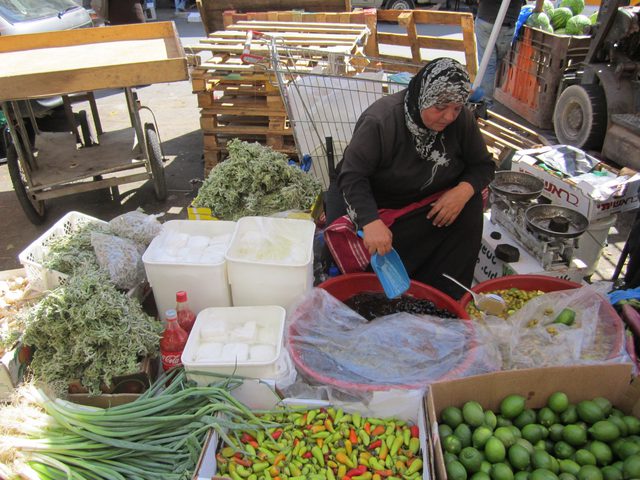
6;143;46;225
385;0;415;8
144;123;167;201
553;84;608;151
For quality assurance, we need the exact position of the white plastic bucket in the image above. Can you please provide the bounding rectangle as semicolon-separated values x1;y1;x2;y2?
575;214;617;276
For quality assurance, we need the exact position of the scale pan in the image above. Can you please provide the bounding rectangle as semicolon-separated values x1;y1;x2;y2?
525;204;589;239
490;171;544;202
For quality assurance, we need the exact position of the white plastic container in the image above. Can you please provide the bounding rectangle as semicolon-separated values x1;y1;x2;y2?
225;216;315;308
142;220;237;321
574;214;618;276
181;305;286;384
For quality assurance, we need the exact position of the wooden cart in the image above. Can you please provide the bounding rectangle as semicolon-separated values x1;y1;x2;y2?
0;22;188;224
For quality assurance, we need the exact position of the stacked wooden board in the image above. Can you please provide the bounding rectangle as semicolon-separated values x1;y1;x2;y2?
190;21;370;174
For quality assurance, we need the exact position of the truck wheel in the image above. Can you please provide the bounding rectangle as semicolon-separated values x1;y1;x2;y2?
385;0;415;8
553;84;607;151
7;143;46;225
144;123;167;201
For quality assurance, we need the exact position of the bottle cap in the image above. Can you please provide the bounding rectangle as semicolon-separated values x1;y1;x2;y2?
176;291;188;302
165;309;177;319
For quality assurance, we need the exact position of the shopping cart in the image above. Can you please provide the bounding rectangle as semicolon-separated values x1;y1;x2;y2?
239;31;421;189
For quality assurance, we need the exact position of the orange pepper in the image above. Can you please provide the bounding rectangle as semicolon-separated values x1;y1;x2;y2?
317;438;324;448
371;425;386;437
349;428;358;444
336;451;355;468
364;422;371;435
273;453;286;467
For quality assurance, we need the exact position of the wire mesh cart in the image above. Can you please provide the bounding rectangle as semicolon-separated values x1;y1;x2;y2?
0;22;188;224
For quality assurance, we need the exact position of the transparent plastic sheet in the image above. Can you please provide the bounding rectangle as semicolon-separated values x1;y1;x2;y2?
108;210;162;246
91;232;146;290
475;286;631;370
285;288;501;400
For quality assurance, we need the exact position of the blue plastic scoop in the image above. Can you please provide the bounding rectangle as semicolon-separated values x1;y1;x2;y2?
357;231;410;299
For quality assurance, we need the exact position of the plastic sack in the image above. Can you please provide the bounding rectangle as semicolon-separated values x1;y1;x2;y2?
285;288;500;398
475;286;631;370
108;210;162;246
513;5;534;43
91;232;146;290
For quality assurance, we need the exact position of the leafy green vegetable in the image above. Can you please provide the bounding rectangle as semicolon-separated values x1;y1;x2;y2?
21;269;162;395
43;221;110;275
193;139;322;220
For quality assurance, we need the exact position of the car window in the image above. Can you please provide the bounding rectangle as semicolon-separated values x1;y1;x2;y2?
0;0;82;23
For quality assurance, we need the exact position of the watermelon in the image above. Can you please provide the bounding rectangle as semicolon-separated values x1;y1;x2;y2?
589;11;599;24
543;0;555;17
551;7;573;29
565;14;592;34
559;0;585;16
526;11;552;30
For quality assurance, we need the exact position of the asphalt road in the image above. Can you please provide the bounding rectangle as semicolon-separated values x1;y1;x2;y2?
0;8;632;284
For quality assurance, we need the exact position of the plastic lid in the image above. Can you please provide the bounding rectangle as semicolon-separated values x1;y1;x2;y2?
176;291;188;302
165;309;177;319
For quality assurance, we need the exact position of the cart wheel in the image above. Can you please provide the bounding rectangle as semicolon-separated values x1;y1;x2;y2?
144;123;167;201
553;84;608;151
6;143;46;225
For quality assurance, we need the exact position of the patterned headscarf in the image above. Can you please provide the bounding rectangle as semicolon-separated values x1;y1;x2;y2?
404;57;471;161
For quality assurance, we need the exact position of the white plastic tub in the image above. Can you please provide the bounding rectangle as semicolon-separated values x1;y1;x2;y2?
225;216;315;308
142;220;237;321
181;305;286;383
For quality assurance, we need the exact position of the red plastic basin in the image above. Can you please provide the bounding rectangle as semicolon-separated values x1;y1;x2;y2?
287;273;475;392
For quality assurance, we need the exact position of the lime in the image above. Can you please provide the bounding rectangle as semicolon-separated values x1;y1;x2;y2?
444;451;459;464
485;437;507;463
559;459;582;475
563;424;588;447
460;446;485;473
592;398;612;417
615;440;640;460
440;424;454;439
611;461;623;472
600;465;622;480
549;392;570;414
577;401;605;425
444;434;463;454
533;439;549;451
515;410;538;429
509;443;532;471
509;426;523;440
502;395;527;420
443;406;465;429
574;449;597;466
622;416;640;436
464;401;486;427
491;462;515;480
561;406;579;425
588;440;613;466
523;424;546;444
559;474;577;480
554;441;576;459
622;454;640;479
539;407;559;428
471;473;492;480
549;424;566;442
447;459;469;480
497;416;514;428
485;410;498;430
607;415;628;437
517;438;536;455
530;468;559;480
589;421;621;442
553;308;576;326
456;423;473;448
495;427;518;448
514;472;530;480
474;426;495;449
609;408;625;418
576;465;603;480
481;461;493;474
532;450;555;471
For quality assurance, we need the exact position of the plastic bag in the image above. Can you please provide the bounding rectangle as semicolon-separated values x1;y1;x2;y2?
475;286;631;370
108;210;162;246
91;232;146;290
285;288;500;399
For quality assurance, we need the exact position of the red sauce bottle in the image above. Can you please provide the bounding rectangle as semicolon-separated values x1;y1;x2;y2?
176;290;196;334
159;309;188;371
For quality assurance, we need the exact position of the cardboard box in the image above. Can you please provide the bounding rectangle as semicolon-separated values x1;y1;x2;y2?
475;213;589;284
426;364;638;480
511;146;640;221
194;388;431;480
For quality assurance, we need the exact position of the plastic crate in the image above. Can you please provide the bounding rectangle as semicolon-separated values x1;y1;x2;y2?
18;211;107;292
494;26;591;128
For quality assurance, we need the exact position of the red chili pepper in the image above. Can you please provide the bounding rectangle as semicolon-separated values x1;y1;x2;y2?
349;428;358;444
303;452;313;459
368;439;382;450
272;429;283;440
371;425;386;437
410;425;420;438
346;465;367;476
293;438;300;446
248;440;259;448
231;457;252;467
241;433;256;443
215;453;228;465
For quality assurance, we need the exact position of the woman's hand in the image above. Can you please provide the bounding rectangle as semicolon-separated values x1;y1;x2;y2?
362;219;393;256
427;182;475;227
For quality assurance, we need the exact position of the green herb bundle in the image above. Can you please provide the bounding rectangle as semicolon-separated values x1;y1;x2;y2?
193;139;322;220
43;221;110;275
21;269;162;395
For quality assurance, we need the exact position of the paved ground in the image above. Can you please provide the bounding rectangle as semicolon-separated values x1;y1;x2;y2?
0;8;633;285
